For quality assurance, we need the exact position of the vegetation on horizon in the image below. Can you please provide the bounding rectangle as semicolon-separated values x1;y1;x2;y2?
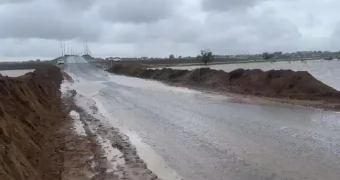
199;50;213;66
102;50;340;64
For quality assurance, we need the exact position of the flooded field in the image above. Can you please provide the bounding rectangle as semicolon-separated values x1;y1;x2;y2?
0;69;34;77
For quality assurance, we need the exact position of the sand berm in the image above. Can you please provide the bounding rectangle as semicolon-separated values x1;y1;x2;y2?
0;64;161;180
108;63;340;104
0;65;64;180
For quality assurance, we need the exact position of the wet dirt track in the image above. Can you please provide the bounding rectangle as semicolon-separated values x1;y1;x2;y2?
65;56;340;180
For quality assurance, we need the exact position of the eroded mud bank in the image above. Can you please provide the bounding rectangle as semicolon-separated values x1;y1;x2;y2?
108;64;340;109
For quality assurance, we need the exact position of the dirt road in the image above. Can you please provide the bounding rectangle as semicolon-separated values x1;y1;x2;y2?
65;56;340;180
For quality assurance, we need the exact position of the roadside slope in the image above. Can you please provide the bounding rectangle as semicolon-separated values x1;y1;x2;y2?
0;65;64;180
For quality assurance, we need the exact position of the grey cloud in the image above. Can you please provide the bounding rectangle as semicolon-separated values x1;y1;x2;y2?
201;0;262;11
1;38;62;58
329;22;340;47
197;11;301;54
332;24;340;39
0;38;88;59
0;0;339;60
144;17;201;43
99;0;176;23
305;14;319;27
0;0;101;41
103;23;145;43
58;0;95;11
102;14;201;44
249;18;301;40
0;0;32;4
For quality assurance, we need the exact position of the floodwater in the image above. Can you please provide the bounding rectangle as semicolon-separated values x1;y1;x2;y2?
65;57;340;180
0;69;33;77
172;60;340;90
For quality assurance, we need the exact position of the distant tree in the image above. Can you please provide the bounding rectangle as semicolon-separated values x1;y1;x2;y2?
262;52;274;60
169;54;175;59
196;55;201;61
200;50;213;66
324;57;334;60
274;51;282;56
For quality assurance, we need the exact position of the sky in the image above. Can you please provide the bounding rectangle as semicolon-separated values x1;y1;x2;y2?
0;0;340;60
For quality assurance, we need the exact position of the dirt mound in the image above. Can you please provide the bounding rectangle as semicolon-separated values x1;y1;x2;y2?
108;63;149;73
225;69;338;99
0;64;64;180
108;65;340;101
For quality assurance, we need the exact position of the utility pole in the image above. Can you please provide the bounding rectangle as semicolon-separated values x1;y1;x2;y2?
60;41;64;56
84;38;88;56
83;37;92;57
60;41;66;56
63;43;66;56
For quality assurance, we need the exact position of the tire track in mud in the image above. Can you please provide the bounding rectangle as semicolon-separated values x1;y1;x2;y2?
62;83;160;180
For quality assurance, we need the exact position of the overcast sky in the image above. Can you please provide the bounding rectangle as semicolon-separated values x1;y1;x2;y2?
0;0;340;60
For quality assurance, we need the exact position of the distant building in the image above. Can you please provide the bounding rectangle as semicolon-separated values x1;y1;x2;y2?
106;57;121;61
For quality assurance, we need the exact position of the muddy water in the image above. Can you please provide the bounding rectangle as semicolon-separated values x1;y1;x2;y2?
171;60;340;90
65;57;340;180
0;69;34;77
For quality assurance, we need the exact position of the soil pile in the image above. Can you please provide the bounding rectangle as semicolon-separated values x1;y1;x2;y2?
0;64;64;180
108;64;340;101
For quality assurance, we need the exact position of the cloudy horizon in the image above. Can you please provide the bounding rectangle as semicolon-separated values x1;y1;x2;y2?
0;0;340;61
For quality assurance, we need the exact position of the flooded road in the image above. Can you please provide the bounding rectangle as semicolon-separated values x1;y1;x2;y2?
65;56;340;180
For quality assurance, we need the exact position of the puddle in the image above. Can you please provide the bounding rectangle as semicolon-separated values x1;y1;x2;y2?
69;110;86;136
126;131;183;180
96;135;125;177
73;93;183;180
